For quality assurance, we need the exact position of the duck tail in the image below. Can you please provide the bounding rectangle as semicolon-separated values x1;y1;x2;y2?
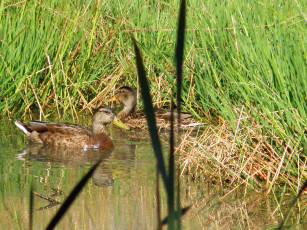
14;121;30;135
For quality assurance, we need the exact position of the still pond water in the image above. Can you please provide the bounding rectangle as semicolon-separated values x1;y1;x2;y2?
0;119;306;229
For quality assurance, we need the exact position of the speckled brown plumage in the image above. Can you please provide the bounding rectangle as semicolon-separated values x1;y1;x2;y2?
15;106;129;149
106;86;204;131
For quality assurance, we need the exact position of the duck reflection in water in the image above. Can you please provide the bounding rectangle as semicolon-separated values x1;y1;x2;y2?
93;141;137;187
16;142;113;164
15;143;115;211
15;140;137;187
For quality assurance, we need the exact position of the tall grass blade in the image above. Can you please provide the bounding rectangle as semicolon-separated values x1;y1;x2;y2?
175;0;186;228
175;0;186;128
277;180;307;229
156;163;162;230
46;159;102;230
131;36;169;195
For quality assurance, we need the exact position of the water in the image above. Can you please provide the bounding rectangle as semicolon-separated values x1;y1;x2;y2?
0;119;306;229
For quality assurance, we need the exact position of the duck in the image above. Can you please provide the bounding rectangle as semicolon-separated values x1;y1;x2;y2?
105;86;203;130
15;106;130;149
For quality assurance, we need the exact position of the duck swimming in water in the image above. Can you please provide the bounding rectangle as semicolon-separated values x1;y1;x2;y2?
15;106;130;149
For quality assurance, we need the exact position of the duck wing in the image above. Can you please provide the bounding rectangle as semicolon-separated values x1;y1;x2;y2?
15;121;93;146
27;121;92;136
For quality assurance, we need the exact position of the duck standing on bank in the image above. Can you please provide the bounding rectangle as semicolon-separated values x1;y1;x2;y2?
105;86;203;130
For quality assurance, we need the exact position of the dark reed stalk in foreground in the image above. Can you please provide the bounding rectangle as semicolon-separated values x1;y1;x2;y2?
131;36;170;195
45;159;102;230
175;1;186;227
277;180;307;229
132;1;189;229
161;206;191;226
133;37;190;229
132;35;175;227
156;162;162;230
175;0;186;128
163;96;191;228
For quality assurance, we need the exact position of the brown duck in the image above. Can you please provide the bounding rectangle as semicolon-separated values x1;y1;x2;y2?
15;106;130;149
105;86;203;130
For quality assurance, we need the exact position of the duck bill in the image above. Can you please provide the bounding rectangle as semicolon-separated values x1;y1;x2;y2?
104;96;118;103
112;116;130;130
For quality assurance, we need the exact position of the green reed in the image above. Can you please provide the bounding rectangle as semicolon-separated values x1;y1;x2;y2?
0;0;304;229
1;0;305;190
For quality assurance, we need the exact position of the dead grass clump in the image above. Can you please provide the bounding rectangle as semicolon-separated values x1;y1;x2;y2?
178;109;306;193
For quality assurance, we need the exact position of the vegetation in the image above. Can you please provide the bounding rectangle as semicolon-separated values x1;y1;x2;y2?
1;0;306;192
1;0;306;228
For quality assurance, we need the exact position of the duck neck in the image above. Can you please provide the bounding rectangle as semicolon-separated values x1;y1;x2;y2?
119;102;136;119
92;123;106;134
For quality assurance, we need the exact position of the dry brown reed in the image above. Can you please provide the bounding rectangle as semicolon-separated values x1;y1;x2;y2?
182;183;307;229
177;105;306;193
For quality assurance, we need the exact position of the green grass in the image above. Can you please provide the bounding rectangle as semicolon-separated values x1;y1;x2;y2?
1;1;306;186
